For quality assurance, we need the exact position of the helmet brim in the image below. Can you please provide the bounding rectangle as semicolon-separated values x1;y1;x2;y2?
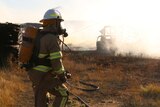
39;18;64;23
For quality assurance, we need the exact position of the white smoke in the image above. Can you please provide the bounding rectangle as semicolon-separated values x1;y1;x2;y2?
112;25;160;58
1;0;160;58
61;0;160;58
64;20;160;58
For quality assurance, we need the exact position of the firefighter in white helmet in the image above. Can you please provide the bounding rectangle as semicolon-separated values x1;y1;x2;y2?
28;8;70;107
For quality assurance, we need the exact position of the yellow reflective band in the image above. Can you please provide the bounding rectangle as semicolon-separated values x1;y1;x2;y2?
55;86;68;96
54;86;68;107
38;53;48;58
50;13;58;17
49;51;62;60
60;97;67;107
33;65;52;72
55;66;65;74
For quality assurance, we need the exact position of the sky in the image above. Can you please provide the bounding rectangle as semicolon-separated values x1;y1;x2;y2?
1;0;160;57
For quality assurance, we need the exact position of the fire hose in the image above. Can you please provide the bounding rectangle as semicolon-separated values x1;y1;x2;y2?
66;80;99;107
59;36;100;107
66;80;99;91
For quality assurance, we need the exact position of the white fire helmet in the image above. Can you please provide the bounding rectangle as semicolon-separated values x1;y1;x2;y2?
40;8;64;22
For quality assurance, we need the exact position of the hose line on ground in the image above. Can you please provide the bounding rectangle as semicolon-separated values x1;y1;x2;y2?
66;80;99;91
66;80;100;107
59;37;100;107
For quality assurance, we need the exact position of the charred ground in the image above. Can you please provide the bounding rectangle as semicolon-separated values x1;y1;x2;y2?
63;51;160;107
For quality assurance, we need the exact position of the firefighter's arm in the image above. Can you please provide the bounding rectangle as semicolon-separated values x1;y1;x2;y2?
46;35;71;82
50;54;71;82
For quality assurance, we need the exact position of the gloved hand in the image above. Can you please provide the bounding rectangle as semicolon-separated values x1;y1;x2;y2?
58;72;67;83
58;71;71;83
65;70;71;79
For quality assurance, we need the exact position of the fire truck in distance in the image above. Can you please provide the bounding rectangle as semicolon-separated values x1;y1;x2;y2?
96;26;117;54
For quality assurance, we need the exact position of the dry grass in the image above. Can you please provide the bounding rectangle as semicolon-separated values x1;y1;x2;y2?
140;84;160;99
0;65;26;107
0;51;160;107
63;51;160;107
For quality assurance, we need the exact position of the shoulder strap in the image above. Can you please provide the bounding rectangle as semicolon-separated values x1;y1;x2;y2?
29;31;45;65
29;30;59;65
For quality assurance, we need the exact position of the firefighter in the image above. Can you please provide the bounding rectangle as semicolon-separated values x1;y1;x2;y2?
28;8;70;107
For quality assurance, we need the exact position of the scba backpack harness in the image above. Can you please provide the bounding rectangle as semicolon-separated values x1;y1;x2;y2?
18;24;42;69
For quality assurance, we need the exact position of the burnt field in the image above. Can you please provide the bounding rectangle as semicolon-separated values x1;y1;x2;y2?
0;50;160;107
63;51;160;107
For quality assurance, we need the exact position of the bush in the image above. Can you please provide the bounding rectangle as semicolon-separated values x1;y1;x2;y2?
140;84;160;99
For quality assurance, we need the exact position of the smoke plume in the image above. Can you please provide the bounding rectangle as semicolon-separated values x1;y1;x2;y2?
64;21;160;58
